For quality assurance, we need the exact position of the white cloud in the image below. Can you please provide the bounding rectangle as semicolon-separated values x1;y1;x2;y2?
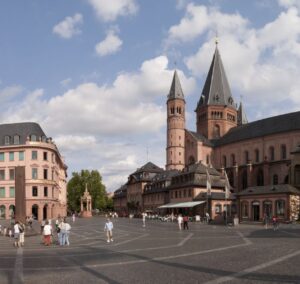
0;85;22;103
278;0;300;9
166;4;300;121
88;0;138;22
60;78;72;87
53;13;83;39
95;30;123;56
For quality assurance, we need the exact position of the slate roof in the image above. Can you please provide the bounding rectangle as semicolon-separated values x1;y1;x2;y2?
236;184;300;196
167;70;185;101
237;102;248;126
129;162;164;183
214;111;300;147
194;191;236;201
196;46;236;111
0;122;46;146
186;129;214;147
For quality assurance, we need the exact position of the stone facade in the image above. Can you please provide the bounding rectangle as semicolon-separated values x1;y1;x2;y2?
0;122;67;221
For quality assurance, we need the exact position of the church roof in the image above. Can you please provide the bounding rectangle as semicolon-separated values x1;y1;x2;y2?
236;184;300;196
196;46;236;110
0;122;46;146
237;102;248;125
186;130;214;147
214;111;300;147
167;70;185;101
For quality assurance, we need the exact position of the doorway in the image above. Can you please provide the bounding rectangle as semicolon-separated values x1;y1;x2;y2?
32;205;38;220
252;202;260;221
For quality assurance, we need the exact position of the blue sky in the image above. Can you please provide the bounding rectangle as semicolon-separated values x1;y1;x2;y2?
1;0;300;192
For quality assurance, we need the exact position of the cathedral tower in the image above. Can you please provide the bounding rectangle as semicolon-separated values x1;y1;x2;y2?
166;70;185;170
195;43;237;139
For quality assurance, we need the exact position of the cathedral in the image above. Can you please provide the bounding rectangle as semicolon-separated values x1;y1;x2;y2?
113;43;300;223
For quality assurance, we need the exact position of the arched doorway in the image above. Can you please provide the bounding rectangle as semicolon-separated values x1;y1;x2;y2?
32;204;38;220
263;200;272;218
0;205;6;219
9;205;15;218
43;204;48;220
252;201;260;221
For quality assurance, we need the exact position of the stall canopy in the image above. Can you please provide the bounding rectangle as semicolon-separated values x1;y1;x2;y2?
158;201;205;209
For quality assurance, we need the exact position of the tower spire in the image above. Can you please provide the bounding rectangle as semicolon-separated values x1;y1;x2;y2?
168;70;185;101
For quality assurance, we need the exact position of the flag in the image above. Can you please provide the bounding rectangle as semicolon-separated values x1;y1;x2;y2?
206;169;211;196
224;171;230;199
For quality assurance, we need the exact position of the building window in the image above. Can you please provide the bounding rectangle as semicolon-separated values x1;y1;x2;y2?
183;189;186;197
32;151;38;160
255;149;259;163
231;154;235;166
244;151;249;164
32;186;38;197
273;174;278;185
32;168;38;179
0;170;5;180
175;191;178;198
206;155;210;165
9;152;14;161
41;136;47;142
43;169;48;180
242;170;248;189
269;146;275;161
257;169;264;186
44;187;48;197
0;187;5;198
215;204;222;214
213;124;221;139
179;191;182;198
241;202;248;218
188;189;192;197
0;152;4;162
222;155;227;168
275;200;285;217
13;135;20;145
30;135;37;142
19;151;24;161
281;145;287;160
9;187;15;198
9;169;15;180
4;136;10;145
43;152;48;161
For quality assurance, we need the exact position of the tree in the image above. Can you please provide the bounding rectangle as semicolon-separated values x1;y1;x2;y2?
67;170;107;213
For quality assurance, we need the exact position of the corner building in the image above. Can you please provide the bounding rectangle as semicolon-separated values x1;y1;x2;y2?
114;44;300;222
0;122;67;221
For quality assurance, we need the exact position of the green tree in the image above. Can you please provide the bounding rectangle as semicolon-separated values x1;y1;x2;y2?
67;170;107;213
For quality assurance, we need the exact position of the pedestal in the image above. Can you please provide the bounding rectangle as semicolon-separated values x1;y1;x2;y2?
81;210;92;218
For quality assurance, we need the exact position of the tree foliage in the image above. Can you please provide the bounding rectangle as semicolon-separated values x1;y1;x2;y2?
67;170;107;213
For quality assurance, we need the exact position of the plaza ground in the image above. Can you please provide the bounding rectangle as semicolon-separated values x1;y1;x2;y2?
0;217;300;284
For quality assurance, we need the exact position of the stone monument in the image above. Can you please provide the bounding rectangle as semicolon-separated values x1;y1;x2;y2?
81;183;92;217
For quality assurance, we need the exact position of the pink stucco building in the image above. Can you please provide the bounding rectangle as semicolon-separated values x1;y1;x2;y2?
0;122;67;221
113;43;300;222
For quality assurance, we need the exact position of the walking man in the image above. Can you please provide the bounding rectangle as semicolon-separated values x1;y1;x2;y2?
13;221;20;247
104;218;114;243
183;216;189;230
65;220;71;246
58;218;67;246
177;214;183;230
142;212;147;227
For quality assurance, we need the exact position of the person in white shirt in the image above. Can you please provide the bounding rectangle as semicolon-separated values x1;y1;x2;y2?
104;219;114;243
13;221;20;247
177;215;183;230
65;221;71;246
142;212;147;227
43;221;52;246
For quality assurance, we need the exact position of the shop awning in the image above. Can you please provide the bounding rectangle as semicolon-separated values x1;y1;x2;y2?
158;201;206;209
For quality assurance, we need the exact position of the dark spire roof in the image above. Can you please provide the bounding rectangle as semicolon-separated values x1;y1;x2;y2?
168;70;185;101
196;46;235;110
237;101;248;125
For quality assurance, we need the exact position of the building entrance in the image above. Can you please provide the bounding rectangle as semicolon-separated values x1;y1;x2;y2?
252;203;260;221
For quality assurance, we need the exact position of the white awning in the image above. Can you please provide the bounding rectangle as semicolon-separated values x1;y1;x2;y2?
158;201;206;209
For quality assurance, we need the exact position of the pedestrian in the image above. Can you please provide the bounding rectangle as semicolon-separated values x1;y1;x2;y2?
58;218;67;246
65;220;71;246
183;216;189;230
272;216;278;231
177;214;183;230
104;218;114;243
264;213;269;229
19;221;25;247
142;212;147;227
205;212;210;224
41;219;46;234
43;220;52;246
13;221;20;247
72;213;76;223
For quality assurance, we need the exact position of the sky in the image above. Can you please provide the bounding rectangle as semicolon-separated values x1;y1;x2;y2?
1;0;300;192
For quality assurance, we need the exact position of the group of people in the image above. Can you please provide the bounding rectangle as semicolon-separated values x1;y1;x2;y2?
41;217;72;246
0;221;26;247
263;214;279;230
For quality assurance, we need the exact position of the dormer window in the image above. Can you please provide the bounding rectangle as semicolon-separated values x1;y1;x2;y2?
13;135;20;145
228;97;233;104
4;136;10;145
30;135;37;142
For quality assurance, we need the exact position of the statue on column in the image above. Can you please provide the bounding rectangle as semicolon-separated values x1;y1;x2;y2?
80;184;92;218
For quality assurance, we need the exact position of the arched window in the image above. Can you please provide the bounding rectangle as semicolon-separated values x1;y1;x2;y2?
222;155;227;168
30;135;37;142
0;205;6;219
213;124;220;139
13;135;20;145
255;149;259;163
269;146;275;161
273;174;278;185
231;154;235;166
241;201;248;218
242;170;248;189
257;169;264;186
4;135;10;145
275;200;285;217
244;151;249;164
281;144;286;160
